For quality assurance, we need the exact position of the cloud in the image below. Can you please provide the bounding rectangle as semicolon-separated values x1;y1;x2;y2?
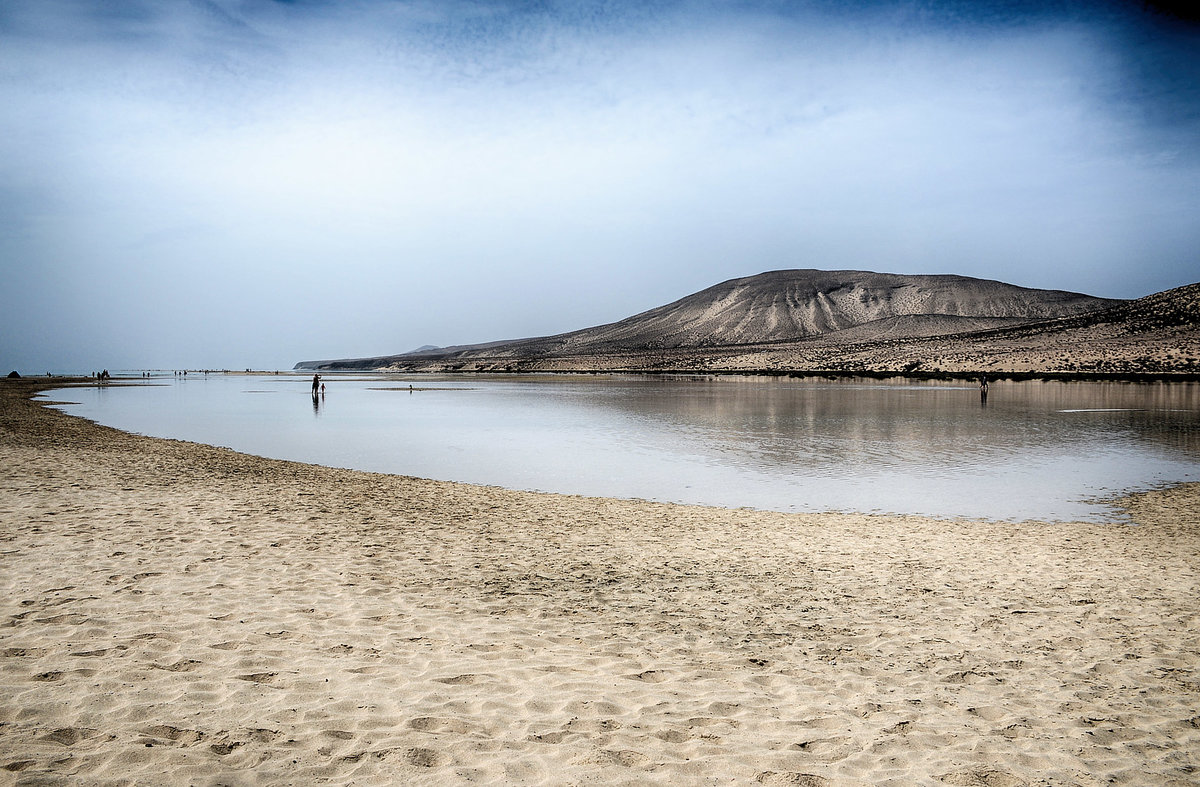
1;0;1198;370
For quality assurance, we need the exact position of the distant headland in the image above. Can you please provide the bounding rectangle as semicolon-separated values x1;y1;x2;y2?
295;269;1200;377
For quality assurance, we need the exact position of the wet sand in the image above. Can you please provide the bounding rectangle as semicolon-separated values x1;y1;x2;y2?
2;378;1198;785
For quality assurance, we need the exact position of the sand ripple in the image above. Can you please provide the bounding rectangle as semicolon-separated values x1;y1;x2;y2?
2;379;1199;784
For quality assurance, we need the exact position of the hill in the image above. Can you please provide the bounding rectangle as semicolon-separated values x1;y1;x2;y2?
298;269;1148;373
705;281;1200;376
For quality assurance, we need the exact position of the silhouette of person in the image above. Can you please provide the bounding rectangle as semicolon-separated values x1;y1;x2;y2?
311;374;321;397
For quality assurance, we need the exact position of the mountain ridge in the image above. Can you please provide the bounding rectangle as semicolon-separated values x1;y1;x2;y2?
295;270;1199;376
297;269;1138;372
552;269;1119;351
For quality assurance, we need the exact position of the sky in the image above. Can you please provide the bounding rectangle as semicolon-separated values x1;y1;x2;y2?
1;0;1198;372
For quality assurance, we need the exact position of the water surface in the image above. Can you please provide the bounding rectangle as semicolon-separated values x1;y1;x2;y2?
43;373;1200;522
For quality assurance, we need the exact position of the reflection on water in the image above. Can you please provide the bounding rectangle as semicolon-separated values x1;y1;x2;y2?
43;374;1200;522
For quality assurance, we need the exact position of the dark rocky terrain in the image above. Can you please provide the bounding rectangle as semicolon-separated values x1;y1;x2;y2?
296;270;1199;377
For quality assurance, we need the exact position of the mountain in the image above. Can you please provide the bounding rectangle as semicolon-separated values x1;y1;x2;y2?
861;280;1200;376
513;269;1118;351
297;269;1141;373
703;280;1200;376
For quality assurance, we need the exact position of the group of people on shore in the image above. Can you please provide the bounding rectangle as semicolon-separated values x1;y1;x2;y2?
77;369;331;399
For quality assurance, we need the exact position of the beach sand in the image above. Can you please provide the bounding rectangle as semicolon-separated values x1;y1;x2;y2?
1;379;1198;786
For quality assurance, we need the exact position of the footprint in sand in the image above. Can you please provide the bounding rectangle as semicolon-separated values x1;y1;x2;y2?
433;674;480;685
938;769;1026;787
966;706;1009;723
141;725;206;745
755;773;831;787
687;716;739;729
405;747;452;767
883;720;914;735
409;717;477;735
565;718;622;733
152;659;202;672
42;728;93;746
581;749;651;768
527;731;572;744
942;669;994;685
235;672;278;684
35;613;88;625
206;727;278;755
788;736;858;763
3;761;36;772
997;722;1031;739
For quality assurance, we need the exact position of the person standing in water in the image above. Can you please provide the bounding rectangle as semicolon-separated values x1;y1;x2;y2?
311;374;321;397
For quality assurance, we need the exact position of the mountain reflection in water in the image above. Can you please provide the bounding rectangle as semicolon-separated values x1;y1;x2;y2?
43;374;1200;522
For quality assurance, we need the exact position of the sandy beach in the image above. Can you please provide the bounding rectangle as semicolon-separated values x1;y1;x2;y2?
1;378;1198;786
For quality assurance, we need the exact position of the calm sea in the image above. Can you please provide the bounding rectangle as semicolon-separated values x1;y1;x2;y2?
42;373;1200;522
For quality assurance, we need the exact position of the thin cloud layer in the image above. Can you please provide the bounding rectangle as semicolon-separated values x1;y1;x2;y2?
1;0;1197;370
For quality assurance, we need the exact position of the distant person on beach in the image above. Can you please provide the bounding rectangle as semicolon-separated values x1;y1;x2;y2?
980;375;989;403
320;383;326;395
312;374;321;396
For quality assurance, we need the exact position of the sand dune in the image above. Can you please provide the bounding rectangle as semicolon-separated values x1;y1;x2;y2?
2;378;1199;785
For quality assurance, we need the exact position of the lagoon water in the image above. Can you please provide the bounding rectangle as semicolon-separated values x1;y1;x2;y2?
43;373;1200;522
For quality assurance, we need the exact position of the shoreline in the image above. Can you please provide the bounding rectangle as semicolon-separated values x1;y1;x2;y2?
294;367;1200;383
18;366;1200;383
2;378;1199;784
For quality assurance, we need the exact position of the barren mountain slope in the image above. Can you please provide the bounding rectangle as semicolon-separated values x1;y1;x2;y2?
529;269;1118;351
296;270;1120;370
723;281;1200;375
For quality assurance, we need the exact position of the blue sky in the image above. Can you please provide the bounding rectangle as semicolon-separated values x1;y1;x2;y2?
1;0;1198;371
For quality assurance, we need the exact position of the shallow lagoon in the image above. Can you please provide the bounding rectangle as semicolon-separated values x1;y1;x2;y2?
44;373;1200;522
